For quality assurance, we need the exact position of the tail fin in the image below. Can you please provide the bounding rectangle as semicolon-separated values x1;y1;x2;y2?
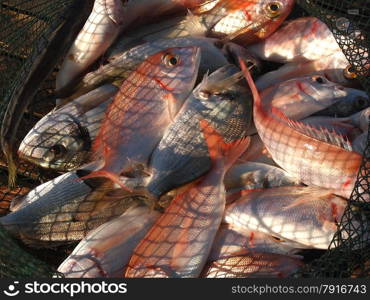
199;119;250;171
239;57;262;109
79;170;133;193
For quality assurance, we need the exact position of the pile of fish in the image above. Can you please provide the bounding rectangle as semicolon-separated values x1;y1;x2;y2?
1;0;369;278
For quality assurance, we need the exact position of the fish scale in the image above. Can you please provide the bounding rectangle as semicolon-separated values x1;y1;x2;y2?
146;64;252;198
241;60;363;199
85;47;200;186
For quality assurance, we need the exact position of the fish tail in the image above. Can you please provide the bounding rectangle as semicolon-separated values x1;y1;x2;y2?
79;170;133;193
199;119;250;170
239;57;262;109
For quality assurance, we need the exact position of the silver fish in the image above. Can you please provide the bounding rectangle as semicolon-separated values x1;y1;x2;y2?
18;85;118;171
224;186;348;249
57;205;160;278
0;162;139;246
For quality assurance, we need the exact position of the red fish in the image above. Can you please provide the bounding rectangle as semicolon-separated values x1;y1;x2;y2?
83;47;200;189
240;59;363;199
125;120;249;278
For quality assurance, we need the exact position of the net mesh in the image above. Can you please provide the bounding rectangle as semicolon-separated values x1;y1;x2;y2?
0;0;369;278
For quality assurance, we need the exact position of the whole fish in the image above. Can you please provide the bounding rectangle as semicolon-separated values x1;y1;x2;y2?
209;224;303;261
223;186;348;249
57;205;160;278
125;120;250;278
56;0;208;93
256;51;361;90
18;85;118;171
224;161;299;193
201;251;303;278
0;162;139;246
260;76;368;121
71;37;223;100
241;60;363;198
145;64;252;199
248;17;341;63
83;47;201;188
108;0;294;51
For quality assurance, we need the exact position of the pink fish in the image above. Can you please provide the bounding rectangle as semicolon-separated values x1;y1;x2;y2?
240;59;363;198
247;17;341;63
83;47;200;189
256;51;360;90
125;120;249;277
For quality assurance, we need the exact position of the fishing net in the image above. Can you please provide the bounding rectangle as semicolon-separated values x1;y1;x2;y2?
0;0;369;278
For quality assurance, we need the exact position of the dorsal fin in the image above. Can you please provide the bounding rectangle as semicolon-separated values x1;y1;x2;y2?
271;107;353;151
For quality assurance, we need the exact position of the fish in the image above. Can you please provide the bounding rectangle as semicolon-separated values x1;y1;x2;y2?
18;85;118;171
82;46;201;188
260;76;368;121
223;186;348;249
224;161;299;193
352;132;367;155
108;0;294;51
311;92;369;118
247;17;341;63
57;205;160;278
0;162;140;246
145;64;252;199
201;250;303;278
209;224;303;261
236;134;276;165
301;108;370;140
69;37;221;100
199;0;294;43
240;59;363;198
125;120;250;278
56;0;208;93
256;51;361;90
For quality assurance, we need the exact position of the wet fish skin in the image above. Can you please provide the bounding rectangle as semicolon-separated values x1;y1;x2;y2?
203;0;294;44
224;161;299;192
311;92;369;119
56;0;126;92
201;251;303;278
57;205;160;278
125;120;249;278
74;37;223;101
146;64;252;199
241;60;363;198
223;186;348;249
85;46;201;186
236;134;277;165
260;76;366;121
209;224;303;261
256;51;361;90
0;162;138;247
56;0;208;93
18;85;118;171
248;17;341;63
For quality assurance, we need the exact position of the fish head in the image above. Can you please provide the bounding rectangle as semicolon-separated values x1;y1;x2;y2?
207;0;294;44
281;75;348;103
148;46;201;104
18;112;91;171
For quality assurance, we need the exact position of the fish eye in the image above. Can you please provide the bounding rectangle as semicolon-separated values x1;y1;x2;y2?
265;1;282;18
344;65;358;79
49;144;67;159
163;53;180;67
312;76;326;84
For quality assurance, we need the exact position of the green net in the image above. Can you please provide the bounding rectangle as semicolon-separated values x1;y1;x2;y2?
0;0;369;278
